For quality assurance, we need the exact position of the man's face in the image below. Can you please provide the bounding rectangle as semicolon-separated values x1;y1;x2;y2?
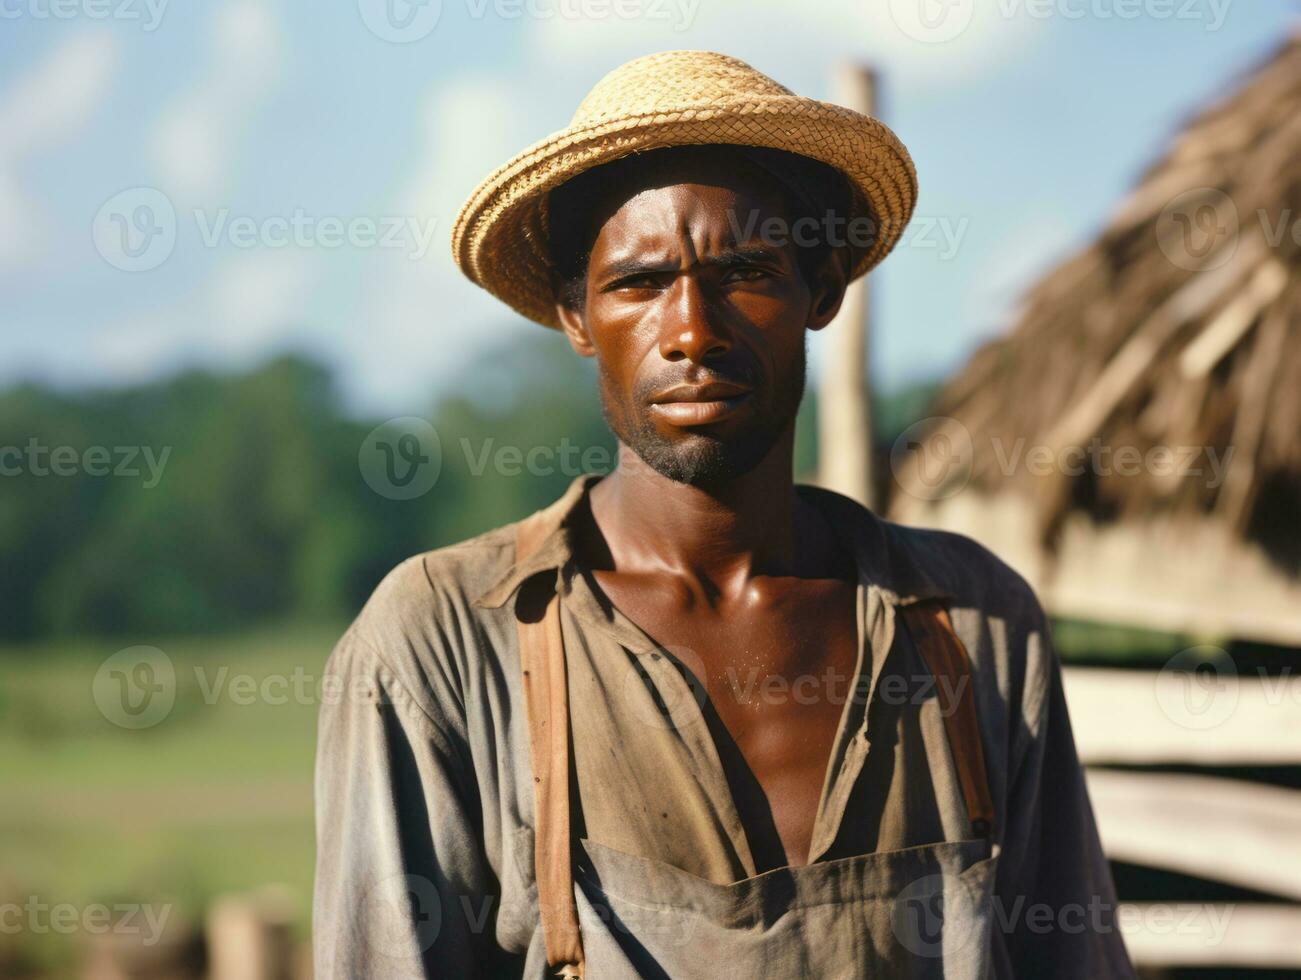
556;163;845;487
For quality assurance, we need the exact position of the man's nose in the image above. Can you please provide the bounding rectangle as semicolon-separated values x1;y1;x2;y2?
657;276;732;363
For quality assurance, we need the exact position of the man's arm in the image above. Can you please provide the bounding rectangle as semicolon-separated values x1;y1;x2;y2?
994;600;1137;979
313;624;497;978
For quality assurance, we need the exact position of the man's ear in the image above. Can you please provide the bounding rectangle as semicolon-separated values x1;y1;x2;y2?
555;297;596;357
806;249;851;332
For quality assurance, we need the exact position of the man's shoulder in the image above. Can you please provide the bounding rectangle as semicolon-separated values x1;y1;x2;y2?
354;520;521;634
802;482;1043;623
880;515;1042;621
875;515;1059;737
326;519;527;696
317;523;527;748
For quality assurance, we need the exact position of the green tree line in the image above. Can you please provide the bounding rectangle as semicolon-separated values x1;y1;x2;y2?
0;334;935;642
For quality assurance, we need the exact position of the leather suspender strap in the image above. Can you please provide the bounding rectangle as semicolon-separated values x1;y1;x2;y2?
898;600;996;839
514;512;586;980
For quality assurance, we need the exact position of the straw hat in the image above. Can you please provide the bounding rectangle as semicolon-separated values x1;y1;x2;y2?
450;50;917;329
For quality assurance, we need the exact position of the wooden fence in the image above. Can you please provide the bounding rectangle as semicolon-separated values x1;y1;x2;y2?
1064;666;1301;970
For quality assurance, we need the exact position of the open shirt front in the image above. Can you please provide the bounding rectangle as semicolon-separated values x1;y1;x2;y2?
313;473;1135;979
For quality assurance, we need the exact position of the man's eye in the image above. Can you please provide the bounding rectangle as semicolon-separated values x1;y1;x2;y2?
724;266;770;283
610;274;663;291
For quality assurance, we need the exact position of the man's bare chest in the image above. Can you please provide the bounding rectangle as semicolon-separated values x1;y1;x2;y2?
591;569;860;869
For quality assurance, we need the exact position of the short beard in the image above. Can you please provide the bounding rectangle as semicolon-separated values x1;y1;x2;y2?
598;342;807;489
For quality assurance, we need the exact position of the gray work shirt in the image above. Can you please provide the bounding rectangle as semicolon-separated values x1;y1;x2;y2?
313;473;1135;978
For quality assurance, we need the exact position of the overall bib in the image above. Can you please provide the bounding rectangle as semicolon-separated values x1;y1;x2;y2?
512;510;1000;980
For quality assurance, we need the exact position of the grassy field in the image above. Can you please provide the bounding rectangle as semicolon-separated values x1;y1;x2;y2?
0;623;344;973
0;614;1193;974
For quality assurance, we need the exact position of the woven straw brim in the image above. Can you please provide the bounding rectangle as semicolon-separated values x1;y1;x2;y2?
451;95;918;329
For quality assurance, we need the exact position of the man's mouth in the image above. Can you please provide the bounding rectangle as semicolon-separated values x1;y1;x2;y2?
648;381;753;426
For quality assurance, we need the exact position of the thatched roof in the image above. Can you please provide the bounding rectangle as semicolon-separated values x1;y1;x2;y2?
892;33;1301;579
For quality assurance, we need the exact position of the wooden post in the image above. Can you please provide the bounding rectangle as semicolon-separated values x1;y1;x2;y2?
818;64;877;509
206;889;297;980
79;918;202;980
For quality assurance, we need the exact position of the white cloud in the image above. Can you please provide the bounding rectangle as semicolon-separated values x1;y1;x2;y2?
84;249;315;383
209;249;314;357
527;0;1038;92
0;30;119;268
0;30;119;158
83;307;184;383
73;1;304;387
343;75;529;413
149;0;283;201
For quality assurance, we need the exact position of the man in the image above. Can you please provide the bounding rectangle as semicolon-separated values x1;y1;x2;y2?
315;51;1135;978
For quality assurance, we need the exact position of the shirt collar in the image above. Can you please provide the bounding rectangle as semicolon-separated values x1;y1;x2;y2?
794;483;954;607
473;473;598;609
472;472;953;611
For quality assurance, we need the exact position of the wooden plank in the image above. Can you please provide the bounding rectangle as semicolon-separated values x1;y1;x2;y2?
1044;236;1260;449
890;494;1301;649
1120;903;1301;968
1064;667;1301;765
1178;257;1287;379
1086;770;1301;900
1050;583;1301;652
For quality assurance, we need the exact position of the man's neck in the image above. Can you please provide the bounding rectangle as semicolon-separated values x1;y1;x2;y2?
586;432;836;594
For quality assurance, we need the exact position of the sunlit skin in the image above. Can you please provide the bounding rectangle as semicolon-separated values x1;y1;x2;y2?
555;155;864;871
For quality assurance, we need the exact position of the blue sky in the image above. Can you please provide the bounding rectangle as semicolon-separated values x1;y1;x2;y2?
0;0;1295;416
